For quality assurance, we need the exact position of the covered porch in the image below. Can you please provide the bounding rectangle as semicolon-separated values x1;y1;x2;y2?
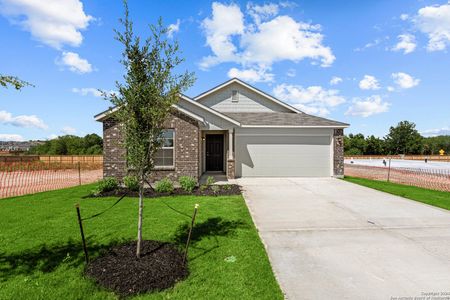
199;129;235;180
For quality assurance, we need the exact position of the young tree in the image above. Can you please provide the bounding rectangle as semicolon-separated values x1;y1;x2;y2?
107;2;195;258
0;75;32;90
385;121;423;154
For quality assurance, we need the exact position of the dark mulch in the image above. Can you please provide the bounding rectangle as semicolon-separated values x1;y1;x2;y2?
85;240;188;297
88;184;241;198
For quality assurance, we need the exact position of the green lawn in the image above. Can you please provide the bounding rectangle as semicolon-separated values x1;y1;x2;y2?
343;176;450;210
0;184;282;300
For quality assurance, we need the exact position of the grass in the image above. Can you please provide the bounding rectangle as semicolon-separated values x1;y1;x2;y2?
343;176;450;210
0;184;282;300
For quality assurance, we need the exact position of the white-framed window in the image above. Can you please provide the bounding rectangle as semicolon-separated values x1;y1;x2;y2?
231;90;239;102
155;129;174;168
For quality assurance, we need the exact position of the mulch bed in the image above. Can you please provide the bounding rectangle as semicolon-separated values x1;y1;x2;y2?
89;184;242;198
85;240;188;297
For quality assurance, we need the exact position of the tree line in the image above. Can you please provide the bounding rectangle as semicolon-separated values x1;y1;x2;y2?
28;134;103;155
345;121;450;156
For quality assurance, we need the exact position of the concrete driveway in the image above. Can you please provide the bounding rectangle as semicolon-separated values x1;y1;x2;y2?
236;178;450;300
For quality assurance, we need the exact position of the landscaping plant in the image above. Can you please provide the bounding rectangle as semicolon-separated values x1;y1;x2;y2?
206;176;215;186
106;1;195;258
123;175;139;191
96;177;119;193
154;178;174;194
179;176;197;193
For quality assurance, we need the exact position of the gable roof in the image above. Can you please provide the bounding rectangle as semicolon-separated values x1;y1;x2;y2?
194;78;302;114
223;112;349;128
94;94;241;126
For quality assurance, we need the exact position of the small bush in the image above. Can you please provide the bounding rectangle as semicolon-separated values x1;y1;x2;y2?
206;176;215;186
199;184;208;191
154;178;174;194
123;175;139;191
179;176;197;193
96;177;119;193
211;185;220;194
222;184;231;190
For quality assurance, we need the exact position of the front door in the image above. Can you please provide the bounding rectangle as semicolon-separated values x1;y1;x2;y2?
206;134;224;171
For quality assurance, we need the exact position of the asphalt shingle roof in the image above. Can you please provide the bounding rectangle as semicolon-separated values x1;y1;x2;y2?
223;112;349;127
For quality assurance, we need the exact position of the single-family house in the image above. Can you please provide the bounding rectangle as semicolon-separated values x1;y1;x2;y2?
94;78;349;180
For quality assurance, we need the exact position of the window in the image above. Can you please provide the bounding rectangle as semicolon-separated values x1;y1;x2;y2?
231;90;239;102
155;129;174;168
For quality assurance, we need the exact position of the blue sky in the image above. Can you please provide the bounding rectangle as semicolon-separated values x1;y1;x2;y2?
1;0;450;141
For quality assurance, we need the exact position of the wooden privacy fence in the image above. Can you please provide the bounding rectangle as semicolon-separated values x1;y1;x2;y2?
345;155;450;162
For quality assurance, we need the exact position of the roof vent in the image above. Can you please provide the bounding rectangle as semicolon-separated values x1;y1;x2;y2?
231;90;239;102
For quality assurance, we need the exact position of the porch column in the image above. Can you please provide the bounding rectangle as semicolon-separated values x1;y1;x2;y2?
228;129;234;159
227;129;235;179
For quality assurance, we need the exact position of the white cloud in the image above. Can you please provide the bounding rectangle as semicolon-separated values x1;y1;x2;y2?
0;0;93;49
0;110;47;129
330;76;343;85
415;2;450;51
421;127;450;137
247;2;279;24
387;86;395;92
392;72;420;89
359;75;380;90
200;2;335;80
392;34;417;54
400;14;409;21
273;84;346;116
346;95;390;117
71;87;115;97
58;51;92;73
200;2;244;68
0;134;24;141
61;126;76;135
227;67;274;82
167;19;180;38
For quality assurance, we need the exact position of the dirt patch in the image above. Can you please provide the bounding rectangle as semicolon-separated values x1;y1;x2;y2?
85;240;188;297
89;184;241;198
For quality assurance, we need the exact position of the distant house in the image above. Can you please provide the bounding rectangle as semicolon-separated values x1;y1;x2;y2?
94;78;348;180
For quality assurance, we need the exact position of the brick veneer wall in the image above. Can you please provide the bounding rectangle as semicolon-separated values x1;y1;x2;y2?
333;128;344;177
102;110;200;182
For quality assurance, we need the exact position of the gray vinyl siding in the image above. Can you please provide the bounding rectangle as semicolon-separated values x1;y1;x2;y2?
198;82;293;113
177;98;236;130
234;128;333;177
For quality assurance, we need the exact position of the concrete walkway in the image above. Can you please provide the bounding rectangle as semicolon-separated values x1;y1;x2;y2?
235;178;450;300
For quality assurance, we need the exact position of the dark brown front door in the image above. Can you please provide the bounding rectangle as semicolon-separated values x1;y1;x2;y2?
206;134;224;171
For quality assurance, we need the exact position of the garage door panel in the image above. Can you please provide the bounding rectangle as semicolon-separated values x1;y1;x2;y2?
236;135;331;177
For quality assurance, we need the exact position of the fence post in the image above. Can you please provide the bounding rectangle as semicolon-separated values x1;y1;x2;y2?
387;158;391;182
75;203;89;263
183;204;199;264
78;162;81;186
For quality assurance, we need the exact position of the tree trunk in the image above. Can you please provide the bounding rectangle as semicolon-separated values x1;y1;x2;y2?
136;183;144;258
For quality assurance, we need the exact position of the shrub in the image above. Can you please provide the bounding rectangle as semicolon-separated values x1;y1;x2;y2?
199;184;208;191
154;178;174;194
123;175;139;191
222;184;231;190
179;176;197;193
96;177;119;193
206;176;215;186
211;185;220;194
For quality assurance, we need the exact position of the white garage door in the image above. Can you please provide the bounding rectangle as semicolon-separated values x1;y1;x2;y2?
235;134;332;177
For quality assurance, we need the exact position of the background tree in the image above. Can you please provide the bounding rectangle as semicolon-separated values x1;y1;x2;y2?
344;133;366;155
365;135;385;155
107;2;195;258
0;75;32;90
385;121;423;154
28;134;103;155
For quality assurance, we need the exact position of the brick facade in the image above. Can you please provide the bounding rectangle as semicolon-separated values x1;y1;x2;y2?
333;128;344;177
102;110;200;182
